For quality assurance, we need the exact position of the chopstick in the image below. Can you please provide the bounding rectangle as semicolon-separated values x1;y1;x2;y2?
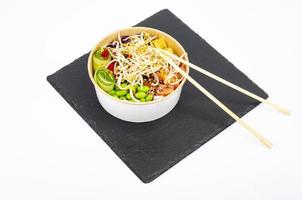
158;48;290;116
155;49;273;148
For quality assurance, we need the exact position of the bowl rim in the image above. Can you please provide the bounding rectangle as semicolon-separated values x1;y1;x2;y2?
87;27;189;105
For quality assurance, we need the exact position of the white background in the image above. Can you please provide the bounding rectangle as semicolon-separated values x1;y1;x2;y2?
1;0;302;199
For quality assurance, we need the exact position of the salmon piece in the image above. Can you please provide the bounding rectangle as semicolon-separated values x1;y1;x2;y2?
156;85;174;96
155;71;165;82
143;81;152;87
172;83;179;89
180;64;187;72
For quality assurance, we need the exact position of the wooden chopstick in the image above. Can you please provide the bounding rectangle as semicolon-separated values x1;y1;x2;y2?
156;49;273;148
158;48;290;116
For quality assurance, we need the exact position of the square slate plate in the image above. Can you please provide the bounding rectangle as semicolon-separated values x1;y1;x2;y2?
47;9;268;183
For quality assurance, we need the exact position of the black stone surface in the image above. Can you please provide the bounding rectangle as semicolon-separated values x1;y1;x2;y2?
47;9;268;183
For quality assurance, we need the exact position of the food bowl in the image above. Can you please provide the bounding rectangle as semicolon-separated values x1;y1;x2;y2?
88;27;189;122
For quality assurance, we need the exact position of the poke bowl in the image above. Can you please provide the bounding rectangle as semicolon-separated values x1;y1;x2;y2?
87;27;189;122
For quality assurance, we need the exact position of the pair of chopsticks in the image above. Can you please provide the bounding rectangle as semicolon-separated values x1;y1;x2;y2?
155;48;290;148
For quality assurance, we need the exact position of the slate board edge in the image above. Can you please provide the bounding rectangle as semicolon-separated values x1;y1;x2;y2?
47;72;148;183
47;73;264;184
141;103;262;183
46;9;269;183
154;9;267;96
134;8;269;182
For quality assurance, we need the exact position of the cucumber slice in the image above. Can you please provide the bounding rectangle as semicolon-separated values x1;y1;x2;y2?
94;68;115;92
92;53;111;72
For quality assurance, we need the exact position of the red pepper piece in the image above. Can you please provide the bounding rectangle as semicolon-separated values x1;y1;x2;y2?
101;49;109;58
107;61;116;72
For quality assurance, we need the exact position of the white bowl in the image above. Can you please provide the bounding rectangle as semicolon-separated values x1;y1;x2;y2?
88;27;189;122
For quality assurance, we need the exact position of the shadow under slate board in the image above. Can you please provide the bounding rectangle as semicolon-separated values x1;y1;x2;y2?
47;9;268;183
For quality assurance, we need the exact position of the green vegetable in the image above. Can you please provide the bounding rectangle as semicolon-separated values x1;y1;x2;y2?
92;48;111;71
131;85;138;93
107;90;116;96
120;83;127;87
119;96;126;100
145;94;153;101
116;90;128;96
140;98;146;102
115;85;120;91
135;91;146;99
126;93;132;100
94;68;115;92
137;85;149;92
142;86;149;92
120;83;131;90
137;86;142;92
113;95;118;98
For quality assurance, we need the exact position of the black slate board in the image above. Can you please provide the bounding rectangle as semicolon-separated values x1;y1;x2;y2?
47;9;268;183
